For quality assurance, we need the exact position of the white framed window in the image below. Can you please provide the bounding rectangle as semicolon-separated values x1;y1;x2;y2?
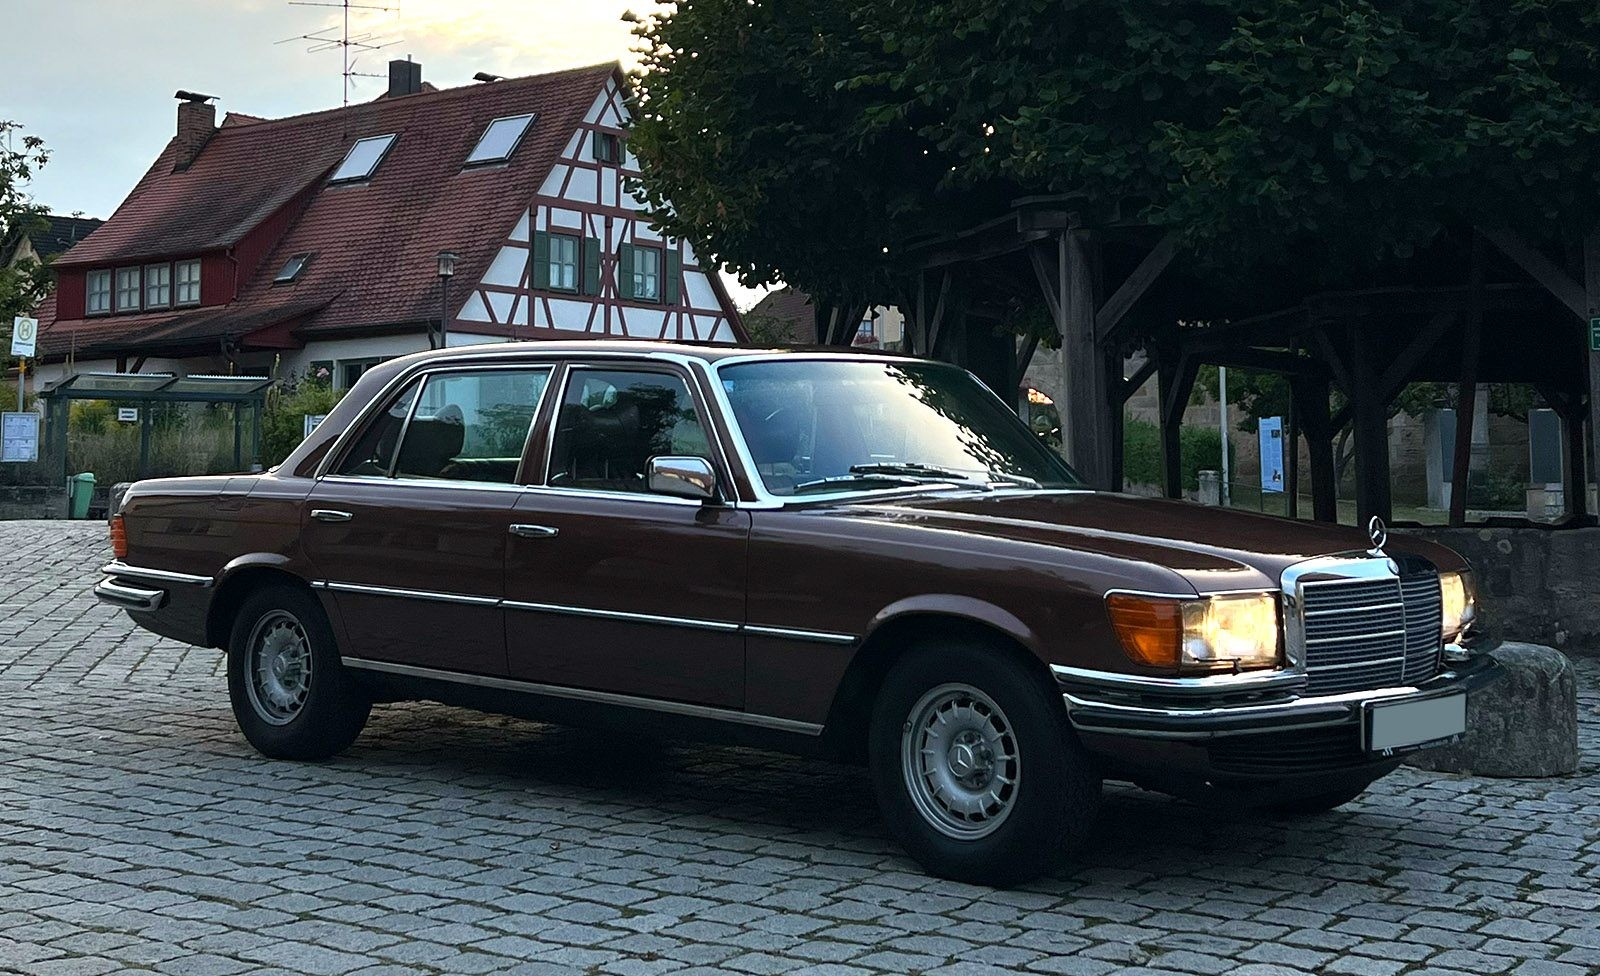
330;134;397;183
174;259;201;305
275;253;312;283
466;114;535;165
115;268;142;312
548;234;579;291
628;245;661;302
86;270;112;314
144;263;171;308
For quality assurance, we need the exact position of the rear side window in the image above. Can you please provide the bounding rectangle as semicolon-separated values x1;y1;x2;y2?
546;368;712;493
393;369;551;484
334;380;419;477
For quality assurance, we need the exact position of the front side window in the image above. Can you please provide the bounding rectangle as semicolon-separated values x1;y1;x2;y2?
175;259;201;305
115;268;141;311
628;245;661;302
393;369;551;484
334;380;420;477
547;368;712;494
145;264;171;307
548;234;579;291
86;270;111;314
720;359;1080;496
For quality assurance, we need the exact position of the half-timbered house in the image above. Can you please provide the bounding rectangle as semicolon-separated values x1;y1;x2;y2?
35;60;744;388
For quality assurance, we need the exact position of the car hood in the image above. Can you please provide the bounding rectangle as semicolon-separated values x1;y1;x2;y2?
831;490;1462;594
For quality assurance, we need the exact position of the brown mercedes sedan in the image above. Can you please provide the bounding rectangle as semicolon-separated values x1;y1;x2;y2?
96;341;1497;886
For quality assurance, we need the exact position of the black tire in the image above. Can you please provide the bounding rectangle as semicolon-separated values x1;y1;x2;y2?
868;639;1101;887
1263;783;1369;820
227;584;370;760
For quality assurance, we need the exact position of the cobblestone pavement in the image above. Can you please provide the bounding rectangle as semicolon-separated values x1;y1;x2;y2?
2;521;1598;976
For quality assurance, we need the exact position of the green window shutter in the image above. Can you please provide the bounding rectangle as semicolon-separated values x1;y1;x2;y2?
664;248;682;305
616;243;634;300
532;231;551;289
582;237;602;296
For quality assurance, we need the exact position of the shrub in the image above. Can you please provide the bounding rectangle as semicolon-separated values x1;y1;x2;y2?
262;373;346;466
1122;418;1227;492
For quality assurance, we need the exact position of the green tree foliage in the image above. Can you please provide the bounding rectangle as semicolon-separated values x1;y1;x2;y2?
628;2;1600;303
262;373;345;466
0;121;52;333
1123;418;1226;492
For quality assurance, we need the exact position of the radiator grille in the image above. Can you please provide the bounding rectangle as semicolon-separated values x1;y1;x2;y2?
1298;570;1442;695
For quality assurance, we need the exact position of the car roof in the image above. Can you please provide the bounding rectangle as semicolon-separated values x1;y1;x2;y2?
393;339;922;367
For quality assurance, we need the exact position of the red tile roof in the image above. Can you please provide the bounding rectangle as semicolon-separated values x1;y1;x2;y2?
45;63;620;356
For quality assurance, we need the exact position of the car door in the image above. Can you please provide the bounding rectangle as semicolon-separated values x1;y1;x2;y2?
504;361;751;708
302;364;553;676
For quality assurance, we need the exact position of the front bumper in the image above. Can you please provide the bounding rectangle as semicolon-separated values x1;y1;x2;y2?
1057;652;1500;743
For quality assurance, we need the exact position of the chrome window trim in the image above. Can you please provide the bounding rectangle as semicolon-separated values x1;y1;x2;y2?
317;362;555;482
340;656;823;735
318;474;534;495
538;360;736;503
101;561;214;588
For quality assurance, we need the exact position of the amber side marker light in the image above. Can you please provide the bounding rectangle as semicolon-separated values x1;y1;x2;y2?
109;514;128;560
1105;593;1183;668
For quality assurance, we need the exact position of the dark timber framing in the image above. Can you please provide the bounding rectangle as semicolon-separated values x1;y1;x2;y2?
880;194;1596;528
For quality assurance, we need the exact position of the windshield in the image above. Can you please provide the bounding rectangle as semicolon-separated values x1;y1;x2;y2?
719;358;1082;496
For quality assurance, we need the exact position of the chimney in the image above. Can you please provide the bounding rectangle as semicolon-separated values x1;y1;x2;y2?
387;58;422;98
172;91;218;171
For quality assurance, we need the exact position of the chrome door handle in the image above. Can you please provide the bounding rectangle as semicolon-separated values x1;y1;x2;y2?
509;523;558;539
311;509;354;523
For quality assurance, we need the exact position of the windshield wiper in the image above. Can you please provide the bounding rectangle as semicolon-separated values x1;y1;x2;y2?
791;473;929;494
985;471;1042;489
849;462;984;483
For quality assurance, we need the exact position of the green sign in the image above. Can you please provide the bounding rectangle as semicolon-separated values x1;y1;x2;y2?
1592;317;1600;352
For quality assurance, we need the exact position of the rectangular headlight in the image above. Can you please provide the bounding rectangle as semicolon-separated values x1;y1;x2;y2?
1440;570;1476;642
1106;592;1281;673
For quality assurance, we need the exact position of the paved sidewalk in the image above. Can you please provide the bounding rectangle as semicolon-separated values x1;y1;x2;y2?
1;521;1597;976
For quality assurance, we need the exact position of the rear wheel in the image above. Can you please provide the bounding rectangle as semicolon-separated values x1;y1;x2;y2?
868;640;1100;887
227;584;369;760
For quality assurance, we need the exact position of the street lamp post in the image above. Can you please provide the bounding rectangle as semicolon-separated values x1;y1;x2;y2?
435;251;459;350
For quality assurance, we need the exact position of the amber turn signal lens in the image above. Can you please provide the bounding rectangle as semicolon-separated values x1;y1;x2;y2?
1105;593;1182;668
109;515;128;560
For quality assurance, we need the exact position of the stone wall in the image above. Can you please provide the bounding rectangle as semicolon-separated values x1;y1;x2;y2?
0;485;67;520
1401;525;1600;657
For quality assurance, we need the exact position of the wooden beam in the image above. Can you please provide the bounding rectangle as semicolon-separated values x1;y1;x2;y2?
1062;232;1115;488
1157;354;1198;499
925;272;952;355
1479;225;1587;320
1449;234;1487;527
1350;325;1393;525
1096;233;1177;342
1198;346;1329;378
1027;243;1062;326
1378;311;1457;400
1585;225;1600;520
1309;329;1355;393
1121;355;1158;402
1014;333;1041;393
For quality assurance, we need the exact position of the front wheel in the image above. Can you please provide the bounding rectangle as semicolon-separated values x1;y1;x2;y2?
227;584;370;760
868;641;1101;887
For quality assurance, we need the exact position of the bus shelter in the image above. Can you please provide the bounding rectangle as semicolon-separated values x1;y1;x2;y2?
38;373;274;484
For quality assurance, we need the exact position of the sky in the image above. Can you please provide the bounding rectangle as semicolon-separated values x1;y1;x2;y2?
4;0;772;310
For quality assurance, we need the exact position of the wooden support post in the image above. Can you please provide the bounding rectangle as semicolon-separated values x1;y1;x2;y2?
1292;376;1337;522
1157;355;1198;499
1286;395;1299;519
138;402;153;480
1449;235;1487;527
1060;232;1114;489
1565;402;1589;518
1107;353;1125;491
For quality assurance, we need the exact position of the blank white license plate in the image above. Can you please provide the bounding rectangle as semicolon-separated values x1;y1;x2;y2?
1365;694;1466;752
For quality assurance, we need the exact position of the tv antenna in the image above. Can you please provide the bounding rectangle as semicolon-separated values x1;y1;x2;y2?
277;0;402;108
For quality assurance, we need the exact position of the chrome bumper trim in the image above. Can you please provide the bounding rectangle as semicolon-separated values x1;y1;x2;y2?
341;656;824;736
101;561;214;588
1061;654;1500;740
93;579;167;612
1051;664;1306;696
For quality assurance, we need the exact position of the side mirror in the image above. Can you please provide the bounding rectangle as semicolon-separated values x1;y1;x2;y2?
647;455;719;502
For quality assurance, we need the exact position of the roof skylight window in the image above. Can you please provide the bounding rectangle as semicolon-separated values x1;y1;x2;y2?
275;253;312;283
330;134;397;183
466;113;535;165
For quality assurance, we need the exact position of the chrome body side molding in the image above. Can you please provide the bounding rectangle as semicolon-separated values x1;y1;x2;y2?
101;562;214;588
341;656;825;736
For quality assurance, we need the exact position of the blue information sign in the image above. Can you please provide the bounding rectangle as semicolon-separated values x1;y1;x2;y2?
1259;416;1285;494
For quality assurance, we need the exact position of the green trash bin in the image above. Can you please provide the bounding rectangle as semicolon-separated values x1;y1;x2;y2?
69;472;96;519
